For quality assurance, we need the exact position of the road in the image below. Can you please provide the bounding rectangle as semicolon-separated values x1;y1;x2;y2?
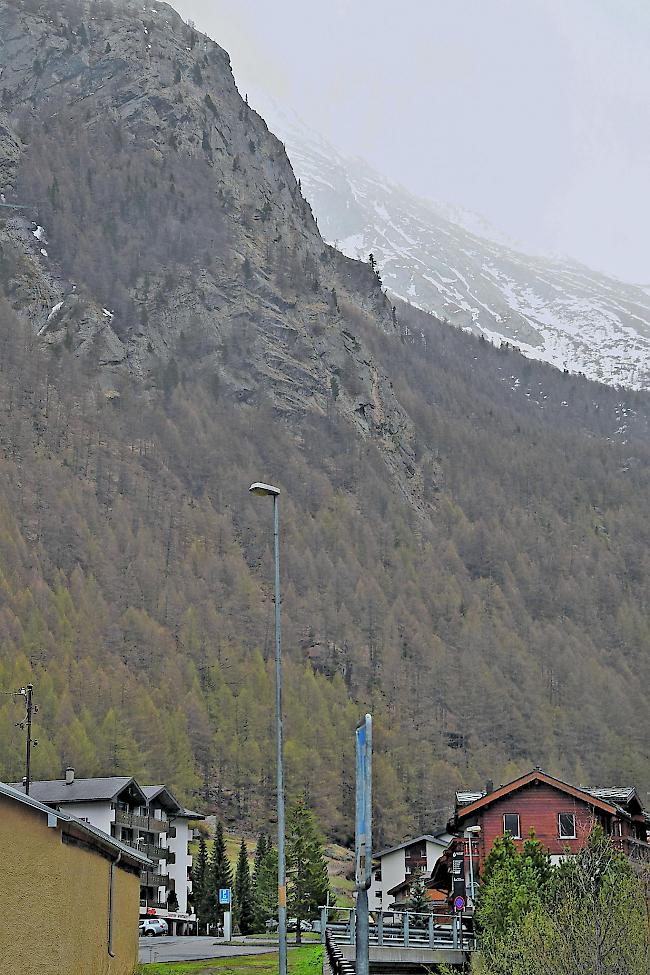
138;936;281;964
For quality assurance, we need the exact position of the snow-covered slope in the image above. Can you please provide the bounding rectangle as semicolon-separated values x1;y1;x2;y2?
252;93;650;390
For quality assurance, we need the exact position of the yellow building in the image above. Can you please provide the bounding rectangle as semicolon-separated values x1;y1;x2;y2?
0;780;151;975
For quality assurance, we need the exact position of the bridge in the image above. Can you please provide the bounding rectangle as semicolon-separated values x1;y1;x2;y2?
321;906;476;971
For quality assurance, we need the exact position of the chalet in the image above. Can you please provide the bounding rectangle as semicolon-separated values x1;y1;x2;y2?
428;768;650;904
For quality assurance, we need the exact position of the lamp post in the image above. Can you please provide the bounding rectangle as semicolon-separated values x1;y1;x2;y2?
249;482;286;975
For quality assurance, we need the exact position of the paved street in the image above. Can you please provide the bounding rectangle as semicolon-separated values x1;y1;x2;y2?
138;936;280;964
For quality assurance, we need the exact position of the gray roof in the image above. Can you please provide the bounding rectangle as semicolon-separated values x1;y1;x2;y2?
11;776;147;805
0;781;152;866
583;787;637;804
141;786;205;819
179;807;205;820
377;833;449;858
142;784;183;813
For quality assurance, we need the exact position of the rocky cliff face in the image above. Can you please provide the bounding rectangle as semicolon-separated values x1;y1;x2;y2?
0;0;426;497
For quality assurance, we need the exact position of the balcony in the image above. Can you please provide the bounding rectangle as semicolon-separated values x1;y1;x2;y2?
613;835;650;863
144;844;175;864
115;809;167;832
123;839;175;863
140;869;168;887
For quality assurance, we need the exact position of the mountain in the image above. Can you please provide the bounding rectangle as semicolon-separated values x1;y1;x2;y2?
0;0;649;845
251;93;650;391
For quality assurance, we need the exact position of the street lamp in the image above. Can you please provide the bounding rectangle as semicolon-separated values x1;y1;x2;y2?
249;481;286;975
465;826;481;904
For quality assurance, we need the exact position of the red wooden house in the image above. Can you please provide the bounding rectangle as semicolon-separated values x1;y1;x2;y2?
429;768;650;902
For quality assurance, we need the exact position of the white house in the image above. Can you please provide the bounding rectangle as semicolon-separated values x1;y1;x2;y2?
14;769;203;934
369;833;450;912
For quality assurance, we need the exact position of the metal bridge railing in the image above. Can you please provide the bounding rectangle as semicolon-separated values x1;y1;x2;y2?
321;905;477;952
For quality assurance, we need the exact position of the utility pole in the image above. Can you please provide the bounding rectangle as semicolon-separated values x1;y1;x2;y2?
16;684;38;795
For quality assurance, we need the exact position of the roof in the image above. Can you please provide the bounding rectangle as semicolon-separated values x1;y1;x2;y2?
141;786;204;819
453;770;620;823
11;776;147;805
377;833;449;858
0;781;152;867
582;787;638;805
142;784;183;813
387;877;417;896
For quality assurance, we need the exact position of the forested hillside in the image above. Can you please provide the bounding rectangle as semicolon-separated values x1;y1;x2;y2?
0;0;649;846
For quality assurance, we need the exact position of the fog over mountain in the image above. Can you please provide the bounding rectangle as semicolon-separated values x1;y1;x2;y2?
251;92;650;391
174;0;650;286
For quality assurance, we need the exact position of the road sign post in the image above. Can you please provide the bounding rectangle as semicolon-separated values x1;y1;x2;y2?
219;888;232;941
355;714;372;975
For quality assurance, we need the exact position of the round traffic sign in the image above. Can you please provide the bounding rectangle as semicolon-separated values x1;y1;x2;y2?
454;895;466;911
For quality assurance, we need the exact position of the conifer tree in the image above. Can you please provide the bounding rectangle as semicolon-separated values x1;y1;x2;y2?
207;822;232;932
252;830;270;927
193;835;209;929
254;847;279;929
286;792;332;943
253;831;270;887
407;873;431;923
234;837;256;935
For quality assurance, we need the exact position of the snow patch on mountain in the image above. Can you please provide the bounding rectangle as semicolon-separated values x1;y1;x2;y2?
252;91;650;390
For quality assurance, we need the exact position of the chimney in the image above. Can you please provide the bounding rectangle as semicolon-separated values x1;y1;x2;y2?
65;767;75;785
485;779;494;794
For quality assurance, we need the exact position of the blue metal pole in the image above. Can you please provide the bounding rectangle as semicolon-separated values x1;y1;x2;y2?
273;495;287;975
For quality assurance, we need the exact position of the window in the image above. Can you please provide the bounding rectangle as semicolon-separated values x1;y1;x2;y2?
558;813;576;839
503;813;521;838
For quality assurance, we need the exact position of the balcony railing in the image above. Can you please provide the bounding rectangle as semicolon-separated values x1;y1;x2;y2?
115;809;167;832
144;844;175;864
140;869;168;887
613;835;650;862
123;839;175;863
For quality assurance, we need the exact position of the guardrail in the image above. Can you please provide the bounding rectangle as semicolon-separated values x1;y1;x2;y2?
321;905;476;952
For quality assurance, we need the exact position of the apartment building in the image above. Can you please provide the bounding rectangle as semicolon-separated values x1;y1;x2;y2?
14;768;204;934
368;833;450;911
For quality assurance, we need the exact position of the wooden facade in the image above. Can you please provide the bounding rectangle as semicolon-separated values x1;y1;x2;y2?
429;769;650;898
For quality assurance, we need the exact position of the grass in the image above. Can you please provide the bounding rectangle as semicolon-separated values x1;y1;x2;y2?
138;945;322;975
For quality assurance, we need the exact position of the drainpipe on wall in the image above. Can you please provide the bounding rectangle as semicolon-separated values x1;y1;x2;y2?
108;851;122;957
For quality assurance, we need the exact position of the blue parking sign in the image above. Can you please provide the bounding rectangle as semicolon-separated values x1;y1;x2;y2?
219;888;231;906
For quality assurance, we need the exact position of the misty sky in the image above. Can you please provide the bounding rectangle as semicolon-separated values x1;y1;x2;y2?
173;0;650;283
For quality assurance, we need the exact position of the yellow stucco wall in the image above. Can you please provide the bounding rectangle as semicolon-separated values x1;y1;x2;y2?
0;796;139;975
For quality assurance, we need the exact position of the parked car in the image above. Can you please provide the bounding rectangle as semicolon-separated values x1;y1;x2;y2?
139;918;168;937
265;918;278;931
287;918;312;932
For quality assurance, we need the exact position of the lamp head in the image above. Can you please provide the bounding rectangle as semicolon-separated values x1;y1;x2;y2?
466;825;482;834
249;482;280;497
